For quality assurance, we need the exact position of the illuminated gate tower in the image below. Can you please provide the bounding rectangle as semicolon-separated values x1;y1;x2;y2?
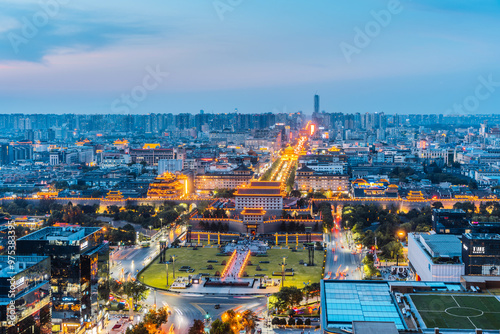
147;172;189;198
234;181;285;234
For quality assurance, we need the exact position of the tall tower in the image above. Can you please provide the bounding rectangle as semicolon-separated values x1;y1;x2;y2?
314;94;320;114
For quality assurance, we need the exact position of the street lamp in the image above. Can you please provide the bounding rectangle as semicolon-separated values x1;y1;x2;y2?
172;255;176;279
396;231;406;266
165;262;169;287
160;218;163;231
281;256;287;288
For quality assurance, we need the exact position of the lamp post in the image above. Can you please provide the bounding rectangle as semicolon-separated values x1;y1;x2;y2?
160;218;164;232
397;231;405;266
166;262;169;287
172;255;176;279
281;256;287;288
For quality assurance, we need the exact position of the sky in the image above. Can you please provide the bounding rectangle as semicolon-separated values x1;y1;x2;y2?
0;0;500;115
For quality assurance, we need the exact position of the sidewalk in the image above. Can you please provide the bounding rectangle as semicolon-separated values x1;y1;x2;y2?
172;280;280;295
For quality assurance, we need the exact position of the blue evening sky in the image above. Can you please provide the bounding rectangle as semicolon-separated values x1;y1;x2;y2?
0;0;499;114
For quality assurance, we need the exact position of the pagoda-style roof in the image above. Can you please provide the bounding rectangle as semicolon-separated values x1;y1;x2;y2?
235;180;285;197
147;172;186;198
241;208;267;216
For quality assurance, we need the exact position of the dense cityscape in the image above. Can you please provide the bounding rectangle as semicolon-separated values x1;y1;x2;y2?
2;1;500;334
1;104;500;334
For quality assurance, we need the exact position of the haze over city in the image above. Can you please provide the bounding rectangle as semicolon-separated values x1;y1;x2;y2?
1;0;500;114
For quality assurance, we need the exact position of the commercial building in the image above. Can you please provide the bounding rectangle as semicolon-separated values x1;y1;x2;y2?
158;159;184;174
350;178;399;198
462;233;500;276
408;233;464;282
295;165;349;192
130;148;175;165
17;226;109;334
432;209;470;234
194;164;254;192
0;255;51;334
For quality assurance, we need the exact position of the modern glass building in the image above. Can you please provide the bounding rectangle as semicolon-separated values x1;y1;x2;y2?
321;280;406;332
0;255;51;334
17;226;109;334
462;233;500;275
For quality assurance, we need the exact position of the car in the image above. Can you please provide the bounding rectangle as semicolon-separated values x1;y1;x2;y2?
214;304;220;309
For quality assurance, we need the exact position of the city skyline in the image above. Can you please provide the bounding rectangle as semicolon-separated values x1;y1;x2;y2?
0;0;499;114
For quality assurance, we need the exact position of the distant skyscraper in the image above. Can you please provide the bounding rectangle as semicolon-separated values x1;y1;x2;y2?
314;94;320;114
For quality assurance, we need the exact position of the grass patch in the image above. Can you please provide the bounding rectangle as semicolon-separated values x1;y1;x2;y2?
244;248;323;288
138;247;223;289
411;294;500;330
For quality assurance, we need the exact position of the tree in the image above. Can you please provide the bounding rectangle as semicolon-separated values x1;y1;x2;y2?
432;201;444;209
273;286;303;311
122;281;149;310
289;189;301;198
125;322;148;334
210;319;231;334
189;319;205;334
453;202;475;217
91;190;103;198
144;307;168;327
240;310;257;333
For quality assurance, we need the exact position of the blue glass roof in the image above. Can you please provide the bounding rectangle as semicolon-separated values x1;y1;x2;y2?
323;281;405;330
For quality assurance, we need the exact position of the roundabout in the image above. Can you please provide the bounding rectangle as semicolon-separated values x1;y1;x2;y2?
444;307;484;317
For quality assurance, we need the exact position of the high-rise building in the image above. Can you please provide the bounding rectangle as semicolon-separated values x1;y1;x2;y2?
314;94;319;114
17;227;109;334
0;255;52;334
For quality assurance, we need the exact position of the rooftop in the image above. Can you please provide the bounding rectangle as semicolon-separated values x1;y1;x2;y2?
322;280;405;331
352;321;399;334
241;208;266;215
413;233;462;258
0;255;48;277
463;233;500;240
18;226;102;242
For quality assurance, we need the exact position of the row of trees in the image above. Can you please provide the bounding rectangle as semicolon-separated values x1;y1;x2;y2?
201;207;228;219
105;201;188;228
285;165;297;193
109;280;149;311
188;309;257;334
125;308;169;334
268;284;320;315
260;158;281;181
341;204;432;260
104;223;136;245
212;188;236;198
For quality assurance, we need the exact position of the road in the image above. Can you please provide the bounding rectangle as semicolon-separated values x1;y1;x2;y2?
110;227;183;281
146;291;268;334
324;217;363;280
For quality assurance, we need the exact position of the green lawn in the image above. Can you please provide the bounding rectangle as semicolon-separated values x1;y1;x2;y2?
410;294;500;330
138;247;225;289
244;248;323;288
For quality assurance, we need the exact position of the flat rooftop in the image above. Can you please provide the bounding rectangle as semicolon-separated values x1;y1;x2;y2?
322;281;405;331
414;233;462;258
0;255;48;277
463;233;500;240
18;226;101;242
352;321;399;334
